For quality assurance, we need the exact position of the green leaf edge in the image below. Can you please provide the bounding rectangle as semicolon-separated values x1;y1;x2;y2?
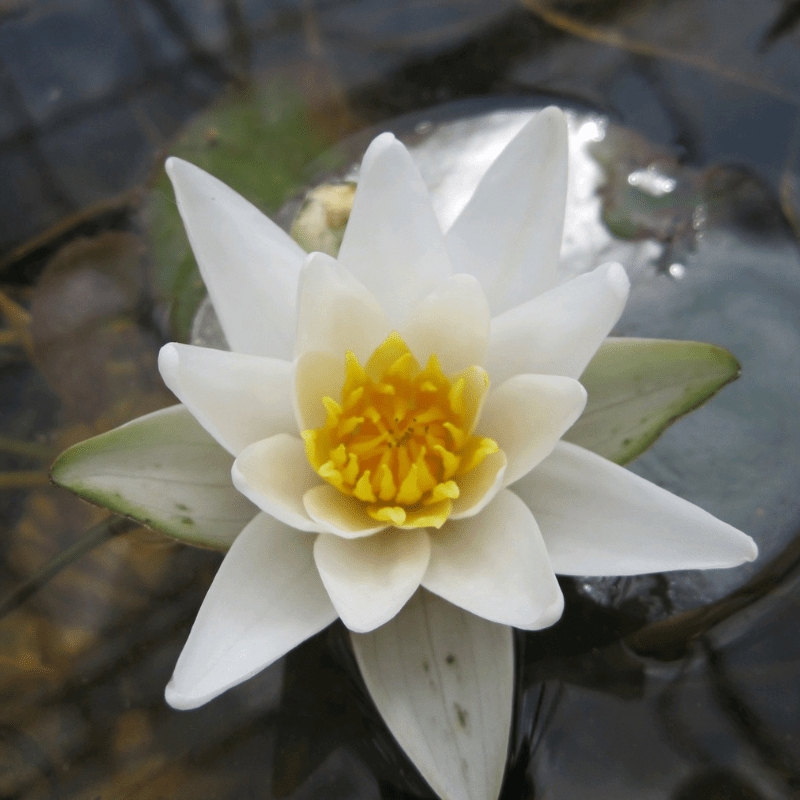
50;406;247;551
566;337;741;465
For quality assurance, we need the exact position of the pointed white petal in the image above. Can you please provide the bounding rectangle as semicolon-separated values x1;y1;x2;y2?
294;251;392;362
294;350;345;432
351;590;513;800
564;338;741;464
303;484;388;539
401;274;490;374
486;262;630;385
424;490;563;630
50;405;255;549
158;343;295;456
337;133;453;324
166;514;337;709
166;157;305;358
314;529;430;632
446;107;569;315
479;375;586;487
232;435;322;532
514;442;759;576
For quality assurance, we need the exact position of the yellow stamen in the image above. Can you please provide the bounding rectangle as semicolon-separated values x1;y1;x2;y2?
302;332;499;530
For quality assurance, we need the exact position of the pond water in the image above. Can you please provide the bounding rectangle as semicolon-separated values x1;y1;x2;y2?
1;1;799;798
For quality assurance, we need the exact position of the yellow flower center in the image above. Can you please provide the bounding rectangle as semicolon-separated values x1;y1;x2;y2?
302;332;498;529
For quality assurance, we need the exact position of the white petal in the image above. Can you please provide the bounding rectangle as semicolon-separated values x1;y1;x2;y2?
314;529;430;632
294;350;345;432
294;251;392;362
401;274;490;374
337;133;453;324
446;107;568;315
423;490;563;630
158;343;295;456
514;441;759;576
232;435;322;532
486;262;630;385
166;157;305;358
50;404;256;550
450;450;506;520
166;514;337;709
303;484;388;539
351;590;513;800
479;375;586;487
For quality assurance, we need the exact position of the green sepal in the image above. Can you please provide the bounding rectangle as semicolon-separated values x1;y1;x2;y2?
50;405;256;550
565;338;740;465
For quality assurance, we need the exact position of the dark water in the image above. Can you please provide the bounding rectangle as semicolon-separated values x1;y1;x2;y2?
1;1;799;798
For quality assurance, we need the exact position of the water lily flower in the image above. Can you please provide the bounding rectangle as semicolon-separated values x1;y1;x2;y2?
52;106;758;800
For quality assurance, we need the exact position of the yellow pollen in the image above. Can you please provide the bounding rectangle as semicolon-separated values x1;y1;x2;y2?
302;332;498;530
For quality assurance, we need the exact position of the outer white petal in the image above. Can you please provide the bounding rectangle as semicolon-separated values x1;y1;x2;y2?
314;529;430;632
486;262;630;385
479;375;586;487
423;490;563;630
514;441;759;576
445;107;568;315
351;590;513;800
337;133;453;324
166;157;305;358
159;343;295;456
232;435;322;532
401;274;491;374
303;485;388;539
294;251;392;363
166;513;337;709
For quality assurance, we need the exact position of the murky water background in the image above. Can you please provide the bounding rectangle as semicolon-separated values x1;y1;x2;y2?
1;1;799;798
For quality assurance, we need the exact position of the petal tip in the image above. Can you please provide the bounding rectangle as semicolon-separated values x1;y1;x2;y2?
164;156;193;186
538;104;568;128
157;342;179;386
535;589;565;630
743;535;759;563
165;680;204;711
602;261;631;301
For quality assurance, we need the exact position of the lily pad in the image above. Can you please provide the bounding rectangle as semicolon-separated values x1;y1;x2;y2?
50;405;256;550
565;337;740;465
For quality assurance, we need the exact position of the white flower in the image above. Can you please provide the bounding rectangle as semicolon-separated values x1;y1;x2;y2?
155;108;757;716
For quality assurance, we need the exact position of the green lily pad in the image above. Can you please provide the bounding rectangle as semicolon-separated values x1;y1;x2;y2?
50;405;256;550
564;338;740;465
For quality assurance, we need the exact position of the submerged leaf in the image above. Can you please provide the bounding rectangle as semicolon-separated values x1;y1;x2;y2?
565;337;740;464
50;405;255;549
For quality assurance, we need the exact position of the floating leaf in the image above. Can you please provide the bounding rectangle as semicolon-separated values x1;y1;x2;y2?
564;337;740;465
50;405;255;550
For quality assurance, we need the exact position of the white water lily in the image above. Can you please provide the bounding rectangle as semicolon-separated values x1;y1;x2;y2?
53;107;758;800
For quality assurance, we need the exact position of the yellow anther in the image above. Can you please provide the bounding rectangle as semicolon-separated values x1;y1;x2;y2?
354;471;377;502
396;464;423;505
433;444;460;480
330;443;348;468
301;332;499;530
457;437;499;475
369;505;406;525
425;481;460;504
342;452;359;485
376;462;397;501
